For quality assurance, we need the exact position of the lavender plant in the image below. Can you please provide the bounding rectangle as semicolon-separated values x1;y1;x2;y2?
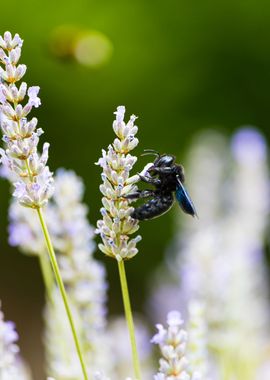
44;170;111;378
0;303;32;379
186;302;208;379
9;169;111;379
0;31;89;379
107;316;154;379
2;29;270;380
149;128;270;379
96;105;143;380
96;106;141;261
151;310;202;380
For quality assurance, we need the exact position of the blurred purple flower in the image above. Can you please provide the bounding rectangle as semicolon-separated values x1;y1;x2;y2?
231;127;267;163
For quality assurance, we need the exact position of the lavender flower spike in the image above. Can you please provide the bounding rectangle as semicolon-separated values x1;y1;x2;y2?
0;32;88;380
96;106;141;261
0;302;32;380
94;373;133;380
0;31;54;208
96;106;143;380
152;311;201;380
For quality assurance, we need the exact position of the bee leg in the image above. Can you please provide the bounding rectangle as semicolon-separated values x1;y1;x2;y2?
149;166;173;175
137;173;161;186
124;189;156;200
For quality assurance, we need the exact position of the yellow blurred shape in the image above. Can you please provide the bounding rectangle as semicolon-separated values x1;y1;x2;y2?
49;26;113;68
74;31;113;68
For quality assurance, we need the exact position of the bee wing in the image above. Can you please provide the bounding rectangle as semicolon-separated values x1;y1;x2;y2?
175;176;197;217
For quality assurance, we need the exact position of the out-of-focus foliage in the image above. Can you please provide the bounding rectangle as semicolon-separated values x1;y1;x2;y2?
1;0;270;284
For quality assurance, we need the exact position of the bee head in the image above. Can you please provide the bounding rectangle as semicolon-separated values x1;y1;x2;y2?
154;154;175;167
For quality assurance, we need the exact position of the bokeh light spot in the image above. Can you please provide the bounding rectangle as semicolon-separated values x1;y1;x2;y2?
74;31;113;68
49;26;113;68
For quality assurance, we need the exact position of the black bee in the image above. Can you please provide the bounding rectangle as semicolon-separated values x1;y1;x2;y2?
125;150;197;220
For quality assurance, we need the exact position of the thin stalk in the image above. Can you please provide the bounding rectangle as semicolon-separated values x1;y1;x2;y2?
117;259;141;380
38;251;54;304
36;207;89;380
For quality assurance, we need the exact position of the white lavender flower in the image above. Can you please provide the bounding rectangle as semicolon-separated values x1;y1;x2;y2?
94;372;133;380
8;169;111;378
107;316;154;380
0;306;19;376
0;31;54;208
186;302;208;380
44;173;111;379
45;170;108;344
152;311;200;380
96;106;142;261
94;372;111;380
0;302;32;380
8;200;47;255
149;128;270;380
44;287;85;379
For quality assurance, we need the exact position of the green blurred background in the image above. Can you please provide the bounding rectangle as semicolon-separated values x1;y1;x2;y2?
1;0;270;377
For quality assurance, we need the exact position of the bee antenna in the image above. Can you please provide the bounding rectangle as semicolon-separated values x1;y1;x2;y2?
141;149;160;157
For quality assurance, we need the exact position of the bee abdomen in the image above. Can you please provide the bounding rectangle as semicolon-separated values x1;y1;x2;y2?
131;193;174;221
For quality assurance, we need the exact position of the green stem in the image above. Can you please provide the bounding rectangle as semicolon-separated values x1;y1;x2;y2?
36;207;89;380
117;259;141;380
38;251;54;304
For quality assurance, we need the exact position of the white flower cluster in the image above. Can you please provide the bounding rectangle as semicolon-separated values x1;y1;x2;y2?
96;106;142;261
0;303;32;380
179;129;270;363
44;170;110;378
94;372;111;380
150;128;270;380
186;302;208;380
0;31;54;208
8;169;110;378
48;169;107;337
107;316;154;380
94;372;133;380
0;305;19;379
152;311;200;380
45;288;86;379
